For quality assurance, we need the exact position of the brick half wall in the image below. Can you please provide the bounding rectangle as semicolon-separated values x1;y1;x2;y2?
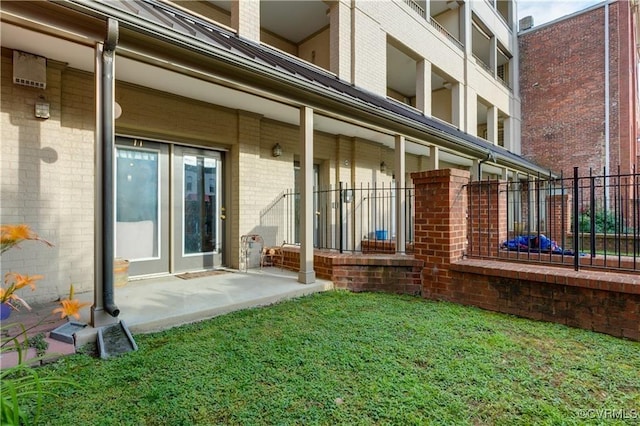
281;246;423;295
445;259;640;341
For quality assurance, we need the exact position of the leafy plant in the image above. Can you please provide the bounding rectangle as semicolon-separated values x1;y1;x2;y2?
28;333;48;358
577;208;631;233
0;224;89;425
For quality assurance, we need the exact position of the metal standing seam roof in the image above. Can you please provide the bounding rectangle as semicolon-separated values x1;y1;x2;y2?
68;0;552;177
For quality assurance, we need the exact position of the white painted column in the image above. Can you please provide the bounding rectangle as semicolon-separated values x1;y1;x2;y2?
487;105;498;144
416;59;431;116
427;146;440;170
503;116;513;151
452;83;464;129
471;158;481;181
395;135;406;254
490;36;497;76
298;106;316;284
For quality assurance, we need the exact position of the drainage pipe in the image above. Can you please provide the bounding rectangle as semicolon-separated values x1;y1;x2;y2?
102;17;120;318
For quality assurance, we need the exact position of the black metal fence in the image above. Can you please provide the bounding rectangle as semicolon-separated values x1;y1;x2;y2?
485;167;640;272
260;183;415;253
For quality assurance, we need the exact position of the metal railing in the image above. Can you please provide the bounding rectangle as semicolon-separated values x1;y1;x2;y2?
469;167;640;273
429;18;464;50
260;183;415;254
472;54;492;75
403;0;426;19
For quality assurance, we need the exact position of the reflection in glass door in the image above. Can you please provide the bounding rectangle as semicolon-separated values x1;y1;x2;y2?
174;147;222;272
115;141;169;276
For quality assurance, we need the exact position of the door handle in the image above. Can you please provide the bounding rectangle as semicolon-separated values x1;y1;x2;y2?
220;215;226;220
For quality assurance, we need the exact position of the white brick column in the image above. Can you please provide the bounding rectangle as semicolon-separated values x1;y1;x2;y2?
231;0;260;42
416;59;431;116
329;0;352;82
487;105;498;144
452;82;464;130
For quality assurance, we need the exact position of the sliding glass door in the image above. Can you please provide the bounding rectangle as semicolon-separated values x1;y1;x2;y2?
115;139;223;276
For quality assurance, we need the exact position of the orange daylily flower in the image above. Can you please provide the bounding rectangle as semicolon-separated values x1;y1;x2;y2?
0;224;52;254
4;272;43;291
0;224;36;242
53;298;91;320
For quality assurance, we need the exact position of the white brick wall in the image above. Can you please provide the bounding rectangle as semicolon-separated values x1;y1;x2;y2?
1;54;95;304
1;42;432;304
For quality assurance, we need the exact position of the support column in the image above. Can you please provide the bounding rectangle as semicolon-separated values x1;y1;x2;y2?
471;158;481;181
395;135;406;253
487;105;498;144
452;83;464;130
426;146;439;170
298;106;316;284
504;116;515;152
329;0;352;82
416;60;431;116
490;36;497;76
232;0;260;42
412;169;469;299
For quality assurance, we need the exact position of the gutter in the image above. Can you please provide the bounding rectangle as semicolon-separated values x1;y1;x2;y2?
101;17;120;318
60;0;553;177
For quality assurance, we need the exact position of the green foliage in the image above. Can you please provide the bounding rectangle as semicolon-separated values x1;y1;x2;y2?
26;291;640;425
577;209;628;233
0;326;74;426
28;333;48;358
1;363;76;425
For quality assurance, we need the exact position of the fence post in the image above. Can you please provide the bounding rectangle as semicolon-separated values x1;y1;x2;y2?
339;181;344;254
573;167;579;271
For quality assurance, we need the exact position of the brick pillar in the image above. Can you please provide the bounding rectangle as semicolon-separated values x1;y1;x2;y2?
546;194;570;245
467;180;507;257
411;169;469;300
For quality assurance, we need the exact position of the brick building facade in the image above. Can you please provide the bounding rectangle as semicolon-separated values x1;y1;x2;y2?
519;1;640;177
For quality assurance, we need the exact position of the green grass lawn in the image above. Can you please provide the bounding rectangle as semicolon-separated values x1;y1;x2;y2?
28;291;640;425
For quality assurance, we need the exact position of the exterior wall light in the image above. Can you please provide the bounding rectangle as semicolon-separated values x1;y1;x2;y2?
114;101;122;119
272;143;282;157
380;161;387;172
35;96;50;119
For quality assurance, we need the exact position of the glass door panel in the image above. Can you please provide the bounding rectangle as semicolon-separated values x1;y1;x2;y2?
174;147;222;271
115;140;169;276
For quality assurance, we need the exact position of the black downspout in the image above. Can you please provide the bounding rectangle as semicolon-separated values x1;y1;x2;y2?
102;18;120;317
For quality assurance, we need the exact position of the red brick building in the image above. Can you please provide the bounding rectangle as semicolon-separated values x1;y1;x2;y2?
519;1;640;178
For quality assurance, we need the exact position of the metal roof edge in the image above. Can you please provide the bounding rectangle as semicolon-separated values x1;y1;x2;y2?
59;0;553;177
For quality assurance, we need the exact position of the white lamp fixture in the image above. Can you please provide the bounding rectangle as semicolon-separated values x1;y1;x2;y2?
114;101;122;119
